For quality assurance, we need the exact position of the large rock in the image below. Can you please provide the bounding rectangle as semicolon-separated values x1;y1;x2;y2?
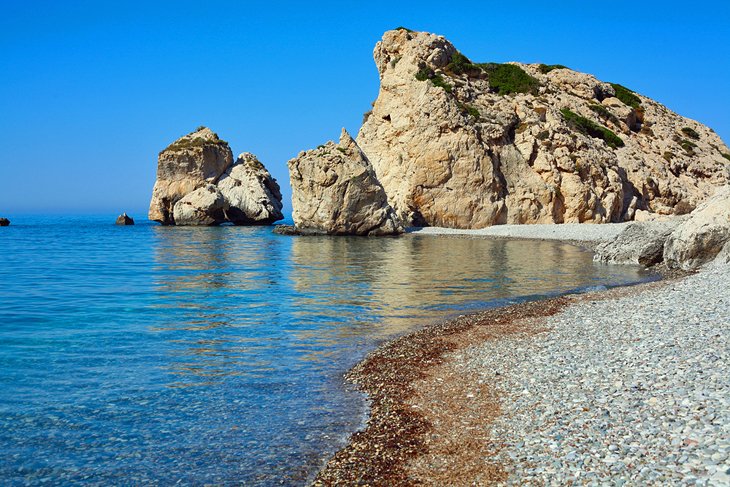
172;184;228;226
356;29;730;228
593;220;682;266
663;185;730;270
0;218;9;226
218;153;284;225
288;129;403;235
149;127;233;225
148;127;283;226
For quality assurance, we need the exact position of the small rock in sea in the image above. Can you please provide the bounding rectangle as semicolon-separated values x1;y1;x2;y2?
0;218;10;226
272;225;300;236
115;213;134;225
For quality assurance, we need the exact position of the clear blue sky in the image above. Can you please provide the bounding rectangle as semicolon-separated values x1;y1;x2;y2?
2;1;728;216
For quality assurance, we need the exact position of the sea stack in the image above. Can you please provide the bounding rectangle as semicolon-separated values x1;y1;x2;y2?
0;218;9;226
148;127;283;226
288;129;403;236
354;28;729;227
115;213;134;225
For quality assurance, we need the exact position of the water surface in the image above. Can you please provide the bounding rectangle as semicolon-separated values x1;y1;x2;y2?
0;217;653;485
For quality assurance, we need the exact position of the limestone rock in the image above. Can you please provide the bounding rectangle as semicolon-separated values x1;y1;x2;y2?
0;218;9;226
148;127;283;226
218;153;284;225
356;29;730;228
172;184;228;226
663;185;730;270
288;129;403;235
115;213;135;225
148;127;233;225
593;220;682;266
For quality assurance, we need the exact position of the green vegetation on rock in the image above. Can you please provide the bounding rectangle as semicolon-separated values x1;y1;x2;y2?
414;65;452;93
681;127;700;140
457;102;480;119
560;108;625;149
538;64;569;74
164;135;228;152
446;52;481;76
721;153;730;162
478;63;540;95
610;83;641;109
588;104;619;125
681;139;697;154
395;26;414;32
430;74;453;93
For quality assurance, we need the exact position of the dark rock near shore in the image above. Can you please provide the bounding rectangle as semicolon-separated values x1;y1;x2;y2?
115;213;135;225
0;218;9;226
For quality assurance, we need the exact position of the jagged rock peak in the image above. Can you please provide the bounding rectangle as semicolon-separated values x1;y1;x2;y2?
356;28;730;228
287;128;403;236
148;127;283;226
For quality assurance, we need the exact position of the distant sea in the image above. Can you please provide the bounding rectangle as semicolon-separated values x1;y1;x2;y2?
0;216;653;485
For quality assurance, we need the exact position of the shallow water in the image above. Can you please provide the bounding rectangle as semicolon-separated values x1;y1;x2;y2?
0;216;653;485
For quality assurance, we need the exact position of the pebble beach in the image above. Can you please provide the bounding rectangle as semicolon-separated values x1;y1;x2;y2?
316;225;730;485
463;263;730;485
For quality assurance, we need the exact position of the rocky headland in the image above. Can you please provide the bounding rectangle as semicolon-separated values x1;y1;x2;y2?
356;28;729;228
286;28;727;235
148;127;283;226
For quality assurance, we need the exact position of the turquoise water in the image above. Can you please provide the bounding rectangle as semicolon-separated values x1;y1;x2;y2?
0;216;653;485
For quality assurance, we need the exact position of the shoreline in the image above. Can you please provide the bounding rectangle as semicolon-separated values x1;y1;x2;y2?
313;227;728;485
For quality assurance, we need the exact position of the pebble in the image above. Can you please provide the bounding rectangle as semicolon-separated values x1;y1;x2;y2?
460;264;730;485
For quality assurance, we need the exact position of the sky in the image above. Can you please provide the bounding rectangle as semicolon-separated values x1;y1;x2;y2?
1;0;729;216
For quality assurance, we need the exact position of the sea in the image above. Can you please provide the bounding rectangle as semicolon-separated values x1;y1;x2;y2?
0;216;654;485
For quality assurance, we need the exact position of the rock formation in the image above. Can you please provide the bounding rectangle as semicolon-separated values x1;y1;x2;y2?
217;153;284;225
594;185;730;269
0;218;9;226
115;213;134;225
148;127;283;226
663;185;730;270
288;129;403;235
593;220;682;266
356;29;730;228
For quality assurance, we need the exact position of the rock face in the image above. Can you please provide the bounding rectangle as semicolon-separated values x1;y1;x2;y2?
288;129;403;235
148;127;283;226
217;153;284;225
663;185;730;270
594;220;682;266
115;213;134;225
0;218;9;226
356;29;730;228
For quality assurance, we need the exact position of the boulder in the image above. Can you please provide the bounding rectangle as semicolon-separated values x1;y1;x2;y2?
218;153;284;225
149;127;233;225
172;184;228;226
115;213;135;225
0;218;9;226
288;129;403;236
148;127;283;226
593;220;682;266
356;29;729;228
663;185;730;270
